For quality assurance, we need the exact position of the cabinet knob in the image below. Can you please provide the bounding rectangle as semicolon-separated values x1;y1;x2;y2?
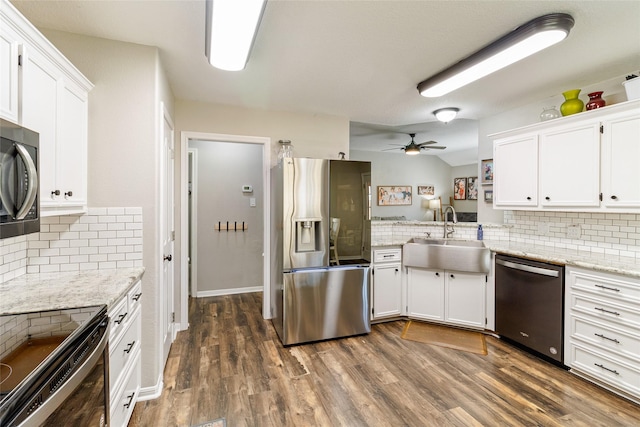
611;195;618;200
163;254;172;262
526;196;531;200
65;191;73;197
435;272;440;277
394;268;399;273
51;189;60;197
450;274;455;279
545;196;550;201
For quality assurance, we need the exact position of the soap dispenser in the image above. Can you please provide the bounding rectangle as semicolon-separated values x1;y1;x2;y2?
477;224;483;241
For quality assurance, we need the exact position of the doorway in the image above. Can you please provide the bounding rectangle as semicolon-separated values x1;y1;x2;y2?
180;132;271;324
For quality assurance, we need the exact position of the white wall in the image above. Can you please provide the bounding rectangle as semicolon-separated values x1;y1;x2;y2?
349;149;453;220
450;163;478;214
42;29;174;392
189;140;263;294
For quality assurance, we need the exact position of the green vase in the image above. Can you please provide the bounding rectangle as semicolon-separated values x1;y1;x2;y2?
560;89;584;116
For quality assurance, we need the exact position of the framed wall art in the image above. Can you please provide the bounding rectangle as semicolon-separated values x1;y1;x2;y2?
466;177;478;200
484;190;494;202
377;186;412;206
417;185;435;196
481;159;493;184
453;178;466;200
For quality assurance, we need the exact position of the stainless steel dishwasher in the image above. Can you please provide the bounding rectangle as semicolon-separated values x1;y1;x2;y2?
495;254;565;364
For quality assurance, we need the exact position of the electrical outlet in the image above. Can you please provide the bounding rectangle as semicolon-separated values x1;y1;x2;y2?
537;222;549;235
567;224;581;239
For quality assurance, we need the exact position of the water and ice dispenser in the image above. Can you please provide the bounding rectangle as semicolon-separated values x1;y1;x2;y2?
295;219;320;252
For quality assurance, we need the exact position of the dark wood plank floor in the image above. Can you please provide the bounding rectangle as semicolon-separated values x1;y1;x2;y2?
129;293;639;426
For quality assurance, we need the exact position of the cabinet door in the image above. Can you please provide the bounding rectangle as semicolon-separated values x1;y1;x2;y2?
21;45;59;207
372;263;402;319
56;81;88;210
0;22;20;122
407;268;444;321
539;122;600;207
494;134;538;207
445;272;486;328
601;112;640;208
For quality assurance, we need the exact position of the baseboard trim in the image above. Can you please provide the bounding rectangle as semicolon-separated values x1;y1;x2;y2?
196;286;263;298
137;375;164;401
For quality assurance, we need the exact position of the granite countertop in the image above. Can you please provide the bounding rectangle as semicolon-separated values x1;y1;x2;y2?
0;267;145;315
374;238;640;278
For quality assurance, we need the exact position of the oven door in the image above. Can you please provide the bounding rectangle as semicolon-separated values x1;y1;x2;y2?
0;308;109;427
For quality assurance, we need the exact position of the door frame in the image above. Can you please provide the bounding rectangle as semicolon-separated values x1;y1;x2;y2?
179;131;272;327
187;148;198;298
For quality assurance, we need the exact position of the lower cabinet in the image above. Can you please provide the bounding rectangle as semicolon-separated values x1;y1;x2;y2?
108;280;142;426
407;268;486;329
565;267;640;404
371;248;403;320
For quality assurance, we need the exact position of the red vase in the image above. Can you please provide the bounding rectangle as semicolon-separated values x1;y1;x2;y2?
586;91;606;110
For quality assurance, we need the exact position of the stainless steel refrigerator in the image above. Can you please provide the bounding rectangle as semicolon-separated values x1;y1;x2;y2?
270;157;371;345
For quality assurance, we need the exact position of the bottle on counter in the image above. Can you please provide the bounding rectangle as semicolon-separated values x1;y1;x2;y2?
477;224;483;241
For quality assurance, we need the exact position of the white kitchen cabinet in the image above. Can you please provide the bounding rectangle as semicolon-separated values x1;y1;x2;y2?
492;99;640;212
565;267;640;404
407;267;486;329
493;133;538;208
539;121;600;208
109;280;143;426
0;0;92;216
371;248;403;320
601;110;640;209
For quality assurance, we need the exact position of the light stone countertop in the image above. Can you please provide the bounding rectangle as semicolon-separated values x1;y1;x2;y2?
0;267;145;315
373;239;640;278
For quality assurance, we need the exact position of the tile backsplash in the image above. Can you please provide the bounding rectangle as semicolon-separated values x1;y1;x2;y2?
0;207;143;284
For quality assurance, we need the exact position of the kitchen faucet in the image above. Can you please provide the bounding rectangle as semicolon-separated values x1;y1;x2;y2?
443;206;457;238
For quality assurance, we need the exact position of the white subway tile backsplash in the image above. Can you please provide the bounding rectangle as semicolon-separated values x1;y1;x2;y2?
0;208;144;283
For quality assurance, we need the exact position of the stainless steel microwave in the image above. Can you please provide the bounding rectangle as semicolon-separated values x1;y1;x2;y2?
1;119;39;239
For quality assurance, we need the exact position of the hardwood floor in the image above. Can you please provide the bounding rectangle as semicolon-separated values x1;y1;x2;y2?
129;293;639;426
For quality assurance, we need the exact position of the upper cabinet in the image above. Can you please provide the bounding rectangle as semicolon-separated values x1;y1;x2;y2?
0;0;93;216
492;100;640;213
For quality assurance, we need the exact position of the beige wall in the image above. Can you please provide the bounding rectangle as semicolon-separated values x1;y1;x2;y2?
42;29;174;391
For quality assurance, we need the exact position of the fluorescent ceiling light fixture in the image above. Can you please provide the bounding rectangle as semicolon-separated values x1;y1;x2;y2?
433;107;459;123
418;13;574;97
205;0;267;71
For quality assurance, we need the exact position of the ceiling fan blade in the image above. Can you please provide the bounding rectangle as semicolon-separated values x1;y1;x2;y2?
421;146;446;150
417;140;438;147
382;147;403;151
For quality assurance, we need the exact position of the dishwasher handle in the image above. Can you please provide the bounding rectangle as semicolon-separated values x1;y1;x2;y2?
496;258;559;277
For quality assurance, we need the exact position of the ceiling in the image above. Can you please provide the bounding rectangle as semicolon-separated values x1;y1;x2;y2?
11;0;640;165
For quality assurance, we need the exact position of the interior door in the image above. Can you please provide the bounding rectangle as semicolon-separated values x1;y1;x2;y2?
161;105;175;366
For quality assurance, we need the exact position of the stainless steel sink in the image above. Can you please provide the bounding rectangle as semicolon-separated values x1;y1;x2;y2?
403;238;490;273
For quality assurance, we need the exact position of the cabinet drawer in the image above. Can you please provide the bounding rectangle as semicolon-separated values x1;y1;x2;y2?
569;269;640;305
109;308;141;395
570;292;640;330
569;344;640;398
108;297;128;342
373;248;401;263
570;315;640;361
110;350;141;427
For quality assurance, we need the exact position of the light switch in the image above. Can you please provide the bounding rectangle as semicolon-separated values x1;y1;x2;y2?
250;198;256;207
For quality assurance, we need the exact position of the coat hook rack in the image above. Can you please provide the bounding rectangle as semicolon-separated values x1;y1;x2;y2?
215;221;248;231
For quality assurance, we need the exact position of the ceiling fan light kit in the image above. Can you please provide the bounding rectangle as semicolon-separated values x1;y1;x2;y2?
205;0;267;71
417;13;574;97
433;107;459;123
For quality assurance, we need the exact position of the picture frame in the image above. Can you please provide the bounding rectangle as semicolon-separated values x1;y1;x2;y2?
484;190;493;202
417;185;435;196
466;177;478;200
453;178;467;200
377;185;412;206
481;159;493;185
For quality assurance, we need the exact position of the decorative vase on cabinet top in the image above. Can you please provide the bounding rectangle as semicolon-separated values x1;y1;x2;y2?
540;106;561;121
560;89;584;116
586;91;606;110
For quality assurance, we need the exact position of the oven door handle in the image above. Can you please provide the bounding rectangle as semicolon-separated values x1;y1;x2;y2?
496;258;559;277
14;142;39;220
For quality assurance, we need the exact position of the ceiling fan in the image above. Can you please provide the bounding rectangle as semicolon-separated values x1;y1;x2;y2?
384;133;446;155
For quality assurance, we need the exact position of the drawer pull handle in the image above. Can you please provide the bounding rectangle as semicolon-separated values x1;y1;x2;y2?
123;393;135;409
383;255;394;258
114;312;128;325
124;341;136;354
132;292;142;301
594;284;620;292
594;307;620;316
594;333;620;344
594;363;619;375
